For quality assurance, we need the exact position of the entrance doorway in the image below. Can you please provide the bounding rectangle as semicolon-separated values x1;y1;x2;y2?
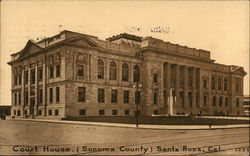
30;97;35;115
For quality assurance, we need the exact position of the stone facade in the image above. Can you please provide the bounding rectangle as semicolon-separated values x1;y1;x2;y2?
8;30;247;118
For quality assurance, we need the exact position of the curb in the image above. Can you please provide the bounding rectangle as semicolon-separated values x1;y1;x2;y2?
7;119;250;130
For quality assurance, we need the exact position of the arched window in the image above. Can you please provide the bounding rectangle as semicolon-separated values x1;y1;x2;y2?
133;65;140;82
97;59;104;79
109;61;117;80
211;76;215;90
122;63;129;81
218;77;222;90
224;78;228;91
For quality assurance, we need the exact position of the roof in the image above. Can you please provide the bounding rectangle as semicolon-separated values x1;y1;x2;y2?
106;33;142;42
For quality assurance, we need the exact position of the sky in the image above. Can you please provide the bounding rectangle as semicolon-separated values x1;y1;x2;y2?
0;0;249;105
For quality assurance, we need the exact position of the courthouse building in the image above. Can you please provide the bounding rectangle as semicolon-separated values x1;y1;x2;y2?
8;30;246;118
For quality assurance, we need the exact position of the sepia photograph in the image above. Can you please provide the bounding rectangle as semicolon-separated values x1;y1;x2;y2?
0;0;249;155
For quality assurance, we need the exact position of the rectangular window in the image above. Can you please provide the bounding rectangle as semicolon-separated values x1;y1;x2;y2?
49;66;54;79
31;70;35;84
153;73;158;83
123;90;129;103
224;78;228;91
188;68;193;89
78;87;86;102
204;96;207;106
39;89;43;104
77;65;84;76
38;68;43;81
98;89;105;103
236;98;240;107
236;78;241;93
153;110;159;115
14;93;17;105
56;87;60;102
135;91;141;104
179;67;184;88
219;97;223;107
56;64;60;77
112;110;118;115
25;91;28;105
79;109;86;115
180;92;184;108
111;89;118;103
38;110;42;116
99;109;105;115
14;76;18;86
18;75;22;85
17;110;21;116
196;93;200;108
55;109;59;115
136;110;141;116
153;92;158;104
124;110;130;115
49;88;53;103
196;69;200;89
188;92;192;108
25;72;28;84
48;110;52;115
225;97;228;106
203;80;207;88
18;92;21;105
213;96;216;106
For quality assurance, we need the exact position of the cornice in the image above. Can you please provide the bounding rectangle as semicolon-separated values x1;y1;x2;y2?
140;47;215;63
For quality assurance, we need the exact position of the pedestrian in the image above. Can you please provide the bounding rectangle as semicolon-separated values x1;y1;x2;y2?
208;120;212;129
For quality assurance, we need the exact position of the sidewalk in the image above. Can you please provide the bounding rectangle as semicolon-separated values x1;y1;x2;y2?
8;118;250;130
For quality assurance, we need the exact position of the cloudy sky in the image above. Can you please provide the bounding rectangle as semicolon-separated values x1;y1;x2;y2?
0;0;249;105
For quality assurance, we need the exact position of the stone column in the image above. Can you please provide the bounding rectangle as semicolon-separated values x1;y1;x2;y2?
197;68;202;109
28;67;31;109
11;67;14;90
192;67;196;108
105;58;108;84
166;63;171;114
208;74;212;110
118;60;121;85
130;63;133;86
88;54;91;81
175;64;180;110
21;69;25;113
43;63;46;116
160;62;164;108
35;65;38;115
184;66;188;110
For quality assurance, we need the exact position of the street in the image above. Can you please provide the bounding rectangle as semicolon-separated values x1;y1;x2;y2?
0;120;249;155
